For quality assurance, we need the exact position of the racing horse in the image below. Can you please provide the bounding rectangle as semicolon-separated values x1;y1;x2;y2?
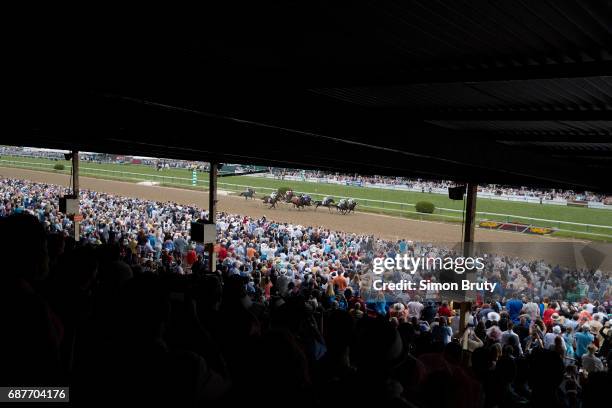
346;200;357;214
239;188;255;200
284;190;295;203
289;195;309;210
336;199;357;214
314;198;335;211
262;195;281;209
300;194;312;207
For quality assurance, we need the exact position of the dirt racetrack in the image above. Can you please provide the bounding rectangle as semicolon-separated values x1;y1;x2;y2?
0;167;576;244
5;167;612;269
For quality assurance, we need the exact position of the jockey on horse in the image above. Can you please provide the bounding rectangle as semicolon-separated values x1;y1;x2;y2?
263;190;280;209
337;198;348;213
240;187;255;199
346;198;357;214
314;195;334;211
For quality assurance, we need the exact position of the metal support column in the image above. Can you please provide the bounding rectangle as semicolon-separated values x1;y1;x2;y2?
463;183;477;244
207;162;218;272
72;151;80;241
459;182;478;337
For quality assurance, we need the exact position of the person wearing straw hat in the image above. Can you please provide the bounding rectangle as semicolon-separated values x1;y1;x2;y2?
581;344;604;373
551;312;565;327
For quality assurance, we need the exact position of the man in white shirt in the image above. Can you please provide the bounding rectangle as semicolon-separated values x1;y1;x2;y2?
524;297;541;321
407;296;424;319
544;325;564;351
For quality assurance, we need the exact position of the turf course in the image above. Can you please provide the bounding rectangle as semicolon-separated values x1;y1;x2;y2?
1;155;611;240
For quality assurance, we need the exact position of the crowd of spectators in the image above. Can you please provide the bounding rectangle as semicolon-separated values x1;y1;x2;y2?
272;168;414;186
2;178;611;303
268;168;610;203
1;177;611;406
477;185;608;203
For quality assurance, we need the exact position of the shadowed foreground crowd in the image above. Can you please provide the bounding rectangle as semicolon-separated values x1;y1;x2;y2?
1;213;610;408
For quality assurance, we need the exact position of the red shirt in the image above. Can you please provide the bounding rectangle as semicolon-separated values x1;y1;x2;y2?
438;305;452;318
543;308;556;326
217;246;228;260
186;249;197;265
348;296;366;312
264;281;273;300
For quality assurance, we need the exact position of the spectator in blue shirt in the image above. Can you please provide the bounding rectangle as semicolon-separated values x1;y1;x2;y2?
163;238;174;252
506;293;524;324
575;324;594;359
148;233;156;248
324;243;331;254
538;299;545;317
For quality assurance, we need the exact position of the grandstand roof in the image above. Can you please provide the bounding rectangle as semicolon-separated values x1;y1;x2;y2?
7;2;612;191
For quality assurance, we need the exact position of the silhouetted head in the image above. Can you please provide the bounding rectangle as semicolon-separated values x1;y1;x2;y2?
351;318;406;375
325;309;355;352
529;350;564;393
496;357;517;384
0;213;48;282
444;341;462;365
120;274;170;340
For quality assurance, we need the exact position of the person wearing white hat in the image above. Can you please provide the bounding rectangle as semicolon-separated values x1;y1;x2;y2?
487;311;501;322
543;324;559;350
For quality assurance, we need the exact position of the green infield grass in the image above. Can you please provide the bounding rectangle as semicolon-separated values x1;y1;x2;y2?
1;155;611;240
